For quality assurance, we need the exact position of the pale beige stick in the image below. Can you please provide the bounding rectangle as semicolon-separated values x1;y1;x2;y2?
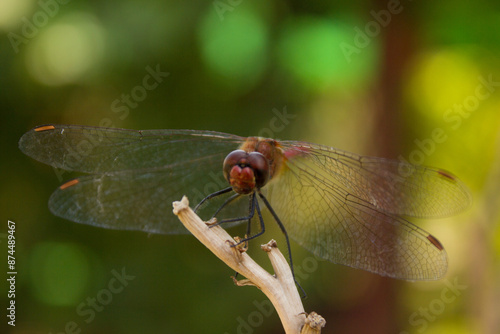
301;312;326;334
172;196;325;334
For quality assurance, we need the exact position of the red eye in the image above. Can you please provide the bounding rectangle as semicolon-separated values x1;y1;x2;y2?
223;150;270;194
247;152;269;188
223;150;247;182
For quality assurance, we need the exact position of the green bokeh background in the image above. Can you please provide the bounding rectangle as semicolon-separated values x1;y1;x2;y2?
1;0;500;333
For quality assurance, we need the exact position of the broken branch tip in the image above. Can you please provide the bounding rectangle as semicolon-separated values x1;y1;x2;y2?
172;195;190;215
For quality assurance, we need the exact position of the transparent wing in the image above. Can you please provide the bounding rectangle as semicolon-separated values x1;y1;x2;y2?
20;124;248;234
278;141;472;218
19;124;244;173
49;166;249;234
264;142;471;280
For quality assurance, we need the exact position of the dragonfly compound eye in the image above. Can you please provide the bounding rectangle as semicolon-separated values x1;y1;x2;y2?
247;152;270;188
223;150;270;194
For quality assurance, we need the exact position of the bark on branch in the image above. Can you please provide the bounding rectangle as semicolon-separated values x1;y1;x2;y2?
172;196;325;334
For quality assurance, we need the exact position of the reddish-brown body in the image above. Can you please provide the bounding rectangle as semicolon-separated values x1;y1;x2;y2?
239;137;285;178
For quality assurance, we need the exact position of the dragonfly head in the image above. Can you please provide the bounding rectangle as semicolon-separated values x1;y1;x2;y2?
223;150;270;194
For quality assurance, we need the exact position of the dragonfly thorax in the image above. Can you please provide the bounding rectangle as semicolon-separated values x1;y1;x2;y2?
223;150;270;194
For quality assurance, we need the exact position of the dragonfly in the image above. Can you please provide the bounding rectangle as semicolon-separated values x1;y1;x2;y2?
19;124;472;281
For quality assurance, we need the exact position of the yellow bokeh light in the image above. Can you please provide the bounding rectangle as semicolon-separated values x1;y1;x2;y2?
406;49;481;122
0;0;33;29
25;12;106;86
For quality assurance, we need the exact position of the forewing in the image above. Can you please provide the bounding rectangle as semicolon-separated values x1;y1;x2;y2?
278;141;471;218
20;124;248;233
264;142;458;280
19;124;244;173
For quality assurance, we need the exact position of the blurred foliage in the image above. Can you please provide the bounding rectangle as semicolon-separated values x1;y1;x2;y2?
1;0;500;333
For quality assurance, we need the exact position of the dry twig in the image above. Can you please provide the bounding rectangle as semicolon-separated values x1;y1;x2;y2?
172;196;325;333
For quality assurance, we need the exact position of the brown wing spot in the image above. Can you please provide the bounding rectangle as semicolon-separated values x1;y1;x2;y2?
34;125;56;132
438;169;456;182
427;234;444;251
60;179;79;190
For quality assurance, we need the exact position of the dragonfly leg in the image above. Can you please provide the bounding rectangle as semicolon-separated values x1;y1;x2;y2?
233;194;257;280
213;193;267;249
209;192;241;220
211;192;256;227
245;195;253;247
230;194;266;280
257;190;307;298
234;194;266;246
194;186;233;213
